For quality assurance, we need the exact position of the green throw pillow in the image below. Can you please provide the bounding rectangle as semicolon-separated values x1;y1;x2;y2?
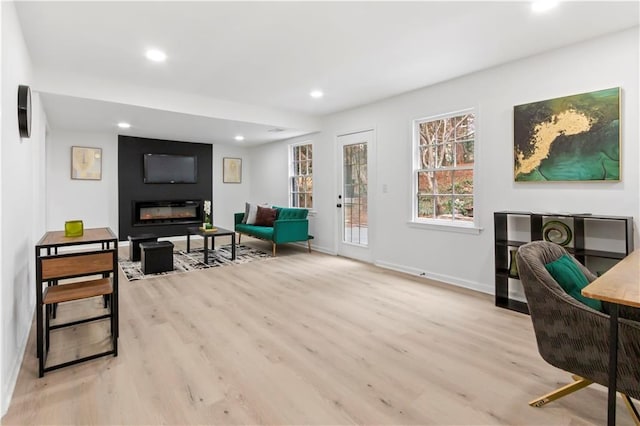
544;254;603;312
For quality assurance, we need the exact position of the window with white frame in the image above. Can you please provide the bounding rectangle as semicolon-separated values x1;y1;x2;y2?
414;110;475;224
289;142;313;209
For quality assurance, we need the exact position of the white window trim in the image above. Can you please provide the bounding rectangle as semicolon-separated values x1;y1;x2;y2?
410;108;480;232
407;220;482;234
288;140;314;210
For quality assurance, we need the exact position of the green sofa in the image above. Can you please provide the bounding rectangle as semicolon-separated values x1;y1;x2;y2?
234;206;311;256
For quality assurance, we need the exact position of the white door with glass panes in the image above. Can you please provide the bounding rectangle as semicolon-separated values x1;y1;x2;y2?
337;131;372;262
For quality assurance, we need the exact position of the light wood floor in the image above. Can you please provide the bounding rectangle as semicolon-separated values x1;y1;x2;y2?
2;237;635;425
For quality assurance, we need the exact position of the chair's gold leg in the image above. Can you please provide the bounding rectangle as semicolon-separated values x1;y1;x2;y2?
272;243;276;257
621;394;640;426
238;233;241;244
307;239;312;253
529;376;593;407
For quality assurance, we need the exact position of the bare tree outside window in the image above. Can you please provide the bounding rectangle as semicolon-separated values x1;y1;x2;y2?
343;142;368;244
290;143;313;209
415;111;475;223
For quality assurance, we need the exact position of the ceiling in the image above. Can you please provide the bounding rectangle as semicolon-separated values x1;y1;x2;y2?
14;1;640;145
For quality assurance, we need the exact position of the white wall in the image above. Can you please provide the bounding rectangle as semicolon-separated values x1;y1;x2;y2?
251;27;640;295
248;133;330;252
46;131;118;232
212;144;251;230
249;140;289;207
45;133;253;238
1;1;47;416
340;27;639;293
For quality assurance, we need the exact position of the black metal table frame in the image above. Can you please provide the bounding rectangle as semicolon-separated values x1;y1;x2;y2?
603;305;640;426
34;227;119;376
186;227;236;264
583;261;640;426
607;305;619;426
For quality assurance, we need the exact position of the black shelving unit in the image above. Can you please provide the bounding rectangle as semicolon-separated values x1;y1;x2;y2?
494;211;634;314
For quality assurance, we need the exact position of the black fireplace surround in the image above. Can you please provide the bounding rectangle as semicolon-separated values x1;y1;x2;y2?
118;135;212;240
133;200;202;226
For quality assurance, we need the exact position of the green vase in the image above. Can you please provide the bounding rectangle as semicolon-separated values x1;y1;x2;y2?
509;249;519;278
64;220;84;237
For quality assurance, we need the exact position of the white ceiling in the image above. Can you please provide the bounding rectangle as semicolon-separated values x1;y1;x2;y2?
14;1;640;145
38;93;310;145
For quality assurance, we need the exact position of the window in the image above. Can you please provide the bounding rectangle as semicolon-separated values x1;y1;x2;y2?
414;110;475;224
289;142;313;209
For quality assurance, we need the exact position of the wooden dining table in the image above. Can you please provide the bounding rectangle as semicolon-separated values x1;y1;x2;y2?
34;227;119;369
35;227;118;255
582;249;640;426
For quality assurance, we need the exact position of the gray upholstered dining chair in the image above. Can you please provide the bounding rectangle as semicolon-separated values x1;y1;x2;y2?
516;241;640;422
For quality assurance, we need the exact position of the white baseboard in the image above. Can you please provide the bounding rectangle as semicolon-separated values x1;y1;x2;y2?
289;241;336;255
2;303;35;417
311;245;337;255
374;260;494;295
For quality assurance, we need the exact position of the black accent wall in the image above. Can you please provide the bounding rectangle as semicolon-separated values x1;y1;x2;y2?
118;135;212;241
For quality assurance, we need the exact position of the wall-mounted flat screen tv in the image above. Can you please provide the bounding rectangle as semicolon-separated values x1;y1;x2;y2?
143;153;198;184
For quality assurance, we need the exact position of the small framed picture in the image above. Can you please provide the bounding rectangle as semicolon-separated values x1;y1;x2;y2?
223;157;242;183
71;146;102;180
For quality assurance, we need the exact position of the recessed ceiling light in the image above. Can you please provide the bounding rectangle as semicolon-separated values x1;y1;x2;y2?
234;135;245;141
117;122;131;129
145;49;167;62
531;0;558;13
310;90;324;99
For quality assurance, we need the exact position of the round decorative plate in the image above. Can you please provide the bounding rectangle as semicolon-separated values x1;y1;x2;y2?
542;220;572;246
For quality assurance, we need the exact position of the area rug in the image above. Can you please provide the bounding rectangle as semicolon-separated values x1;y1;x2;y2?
119;244;271;281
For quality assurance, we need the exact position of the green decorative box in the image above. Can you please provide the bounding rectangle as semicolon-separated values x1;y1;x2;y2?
64;220;84;237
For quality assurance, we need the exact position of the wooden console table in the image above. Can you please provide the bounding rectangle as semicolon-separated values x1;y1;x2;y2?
582;249;640;426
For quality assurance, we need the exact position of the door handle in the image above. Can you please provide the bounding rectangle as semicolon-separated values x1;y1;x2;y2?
336;204;342;208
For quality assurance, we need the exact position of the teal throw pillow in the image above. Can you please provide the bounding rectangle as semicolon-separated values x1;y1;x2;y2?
544;254;602;311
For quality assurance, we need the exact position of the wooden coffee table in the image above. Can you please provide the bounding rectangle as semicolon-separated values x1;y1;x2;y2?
186;226;236;264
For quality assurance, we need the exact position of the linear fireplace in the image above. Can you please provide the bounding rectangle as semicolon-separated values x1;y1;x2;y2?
133;200;202;226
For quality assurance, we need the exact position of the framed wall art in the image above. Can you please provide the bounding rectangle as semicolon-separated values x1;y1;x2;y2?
71;146;102;180
223;157;242;183
514;87;620;182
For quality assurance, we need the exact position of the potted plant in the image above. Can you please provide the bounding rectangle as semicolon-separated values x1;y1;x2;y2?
203;200;212;229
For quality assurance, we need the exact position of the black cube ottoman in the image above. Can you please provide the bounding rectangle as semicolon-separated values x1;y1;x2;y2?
140;241;174;274
128;234;158;261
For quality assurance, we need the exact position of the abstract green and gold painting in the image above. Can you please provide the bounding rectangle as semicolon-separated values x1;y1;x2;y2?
514;87;620;182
